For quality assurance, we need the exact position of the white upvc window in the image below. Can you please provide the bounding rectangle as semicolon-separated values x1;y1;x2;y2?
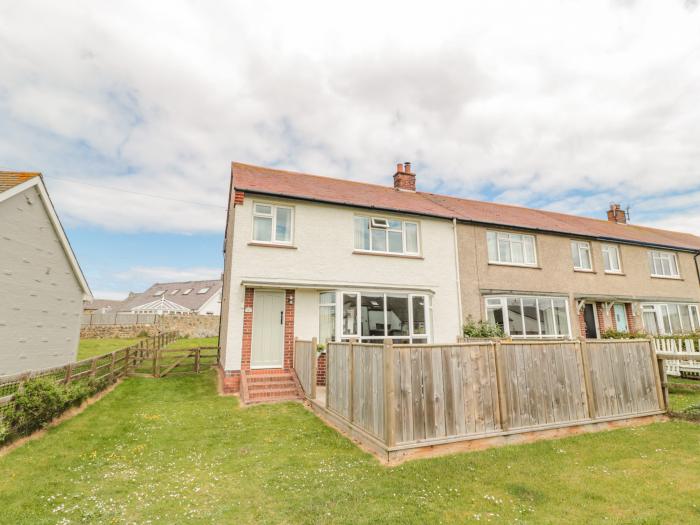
485;295;571;339
319;292;336;344
648;250;680;278
641;303;700;335
252;202;294;244
602;244;622;273
570;240;593;271
486;231;537;266
354;215;420;255
339;291;429;344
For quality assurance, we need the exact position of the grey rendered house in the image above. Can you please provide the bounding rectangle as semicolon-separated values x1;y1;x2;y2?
0;172;92;375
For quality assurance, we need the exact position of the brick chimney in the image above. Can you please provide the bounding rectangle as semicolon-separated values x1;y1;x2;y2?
607;203;627;224
393;162;416;192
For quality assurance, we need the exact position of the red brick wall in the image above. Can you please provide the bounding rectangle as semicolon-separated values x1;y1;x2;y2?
234;190;245;205
595;303;606;335
284;290;295;370
240;288;254;371
316;353;326;386
578;307;586;338
626;303;637;332
219;367;241;393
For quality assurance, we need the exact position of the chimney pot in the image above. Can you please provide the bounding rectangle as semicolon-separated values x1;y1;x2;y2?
393;161;416;191
607;203;627;224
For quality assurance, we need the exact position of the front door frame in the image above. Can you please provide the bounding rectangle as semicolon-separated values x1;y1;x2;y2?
583;302;600;339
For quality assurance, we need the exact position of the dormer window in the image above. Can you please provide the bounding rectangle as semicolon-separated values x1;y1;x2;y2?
198;287;210;294
170;289;179;295
153;290;164;296
182;289;192;295
354;215;419;255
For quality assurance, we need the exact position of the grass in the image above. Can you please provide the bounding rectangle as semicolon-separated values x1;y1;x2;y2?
668;377;700;413
1;373;699;524
77;338;144;360
165;337;218;349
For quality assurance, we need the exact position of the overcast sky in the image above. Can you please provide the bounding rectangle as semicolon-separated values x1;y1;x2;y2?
1;0;699;298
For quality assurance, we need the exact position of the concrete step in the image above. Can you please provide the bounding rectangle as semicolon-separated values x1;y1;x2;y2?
247;381;297;392
248;388;300;400
246;373;294;383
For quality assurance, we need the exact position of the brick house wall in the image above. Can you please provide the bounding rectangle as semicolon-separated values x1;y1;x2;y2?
316;353;326;386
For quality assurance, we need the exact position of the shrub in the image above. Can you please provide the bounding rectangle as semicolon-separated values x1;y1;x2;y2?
317;343;326;353
8;378;67;434
463;318;505;339
0;419;9;444
601;329;647;340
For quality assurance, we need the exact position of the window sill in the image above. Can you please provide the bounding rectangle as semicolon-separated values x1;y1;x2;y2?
573;268;595;274
487;262;541;269
247;241;297;250
604;271;625;276
352;250;424;260
650;275;683;281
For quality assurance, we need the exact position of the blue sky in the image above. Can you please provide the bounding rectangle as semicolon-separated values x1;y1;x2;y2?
2;1;700;299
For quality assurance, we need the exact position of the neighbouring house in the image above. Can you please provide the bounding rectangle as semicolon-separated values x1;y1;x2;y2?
0;172;93;375
219;161;700;399
83;298;124;314
117;280;223;316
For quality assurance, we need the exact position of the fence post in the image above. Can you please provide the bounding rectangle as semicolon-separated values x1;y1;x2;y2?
194;348;201;373
657;356;669;411
578;340;596;419
493;341;509;431
64;363;73;384
90;357;98;378
383;338;396;448
109;352;116;381
347;339;356;418
311;336;318;400
153;346;161;378
124;347;131;376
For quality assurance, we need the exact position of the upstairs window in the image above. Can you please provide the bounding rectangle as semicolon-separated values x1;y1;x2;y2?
602;244;622;273
648;250;680;278
170;289;180;295
182;289;192;295
253;203;293;244
571;241;593;271
354;216;419;255
486;231;537;266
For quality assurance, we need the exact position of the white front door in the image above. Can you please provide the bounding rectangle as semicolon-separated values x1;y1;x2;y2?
613;304;628;332
251;290;285;368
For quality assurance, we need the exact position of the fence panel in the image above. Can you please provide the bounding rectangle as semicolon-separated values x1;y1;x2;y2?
326;342;352;419
391;344;500;444
499;342;589;429
352;344;384;439
294;340;316;398
587;340;661;416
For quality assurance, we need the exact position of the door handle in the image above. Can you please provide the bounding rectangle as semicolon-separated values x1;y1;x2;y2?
280;311;284;324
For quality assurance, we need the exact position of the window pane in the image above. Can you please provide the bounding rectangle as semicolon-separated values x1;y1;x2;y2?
254;204;272;215
553;298;569;336
603;249;612;271
319;305;336;343
388;231;403;253
405;223;418;253
498;237;512;263
487;232;498;261
690;306;700;331
507;298;524;336
412;338;428;345
371;228;387;252
354;217;370;250
669;305;682;333
661;306;672;333
642;310;659;335
661;257;671;276
580;245;591;269
511;239;524;264
411;296;427;335
524;237;536;265
571;242;581;268
253;216;272;242
275;207;292;242
388;219;402;230
522;298;539;336
679;305;691;333
386;295;409;336
487;306;505;332
342;294;358;336
361;294;385;337
670;255;679;276
320;291;335;305
539;299;556;336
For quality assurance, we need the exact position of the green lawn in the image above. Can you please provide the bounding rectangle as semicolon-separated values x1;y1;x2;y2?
77;338;144;360
165;337;218;349
668;378;700;413
1;372;699;524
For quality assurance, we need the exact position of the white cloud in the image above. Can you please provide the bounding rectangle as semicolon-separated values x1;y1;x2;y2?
1;0;699;234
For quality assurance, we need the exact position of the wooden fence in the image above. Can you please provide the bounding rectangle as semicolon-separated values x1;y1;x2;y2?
293;338;317;399
301;338;665;458
653;337;700;377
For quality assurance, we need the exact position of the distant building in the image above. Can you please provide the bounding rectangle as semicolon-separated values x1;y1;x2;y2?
0;172;92;375
83;298;124;314
117;279;223;315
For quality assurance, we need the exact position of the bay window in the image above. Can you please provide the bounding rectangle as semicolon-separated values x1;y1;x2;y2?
486;296;571;338
571;240;592;271
252;203;293;244
354;216;420;255
648;251;680;278
602;244;622;273
319;292;336;344
339;291;429;343
641;303;700;335
486;231;537;266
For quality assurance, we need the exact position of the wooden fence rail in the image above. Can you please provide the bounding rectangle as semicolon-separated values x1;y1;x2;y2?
313;338;666;459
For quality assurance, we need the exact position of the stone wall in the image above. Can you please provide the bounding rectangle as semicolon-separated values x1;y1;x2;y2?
80;315;220;339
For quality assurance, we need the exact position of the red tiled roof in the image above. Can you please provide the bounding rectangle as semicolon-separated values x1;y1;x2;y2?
232;162;700;251
0;171;40;193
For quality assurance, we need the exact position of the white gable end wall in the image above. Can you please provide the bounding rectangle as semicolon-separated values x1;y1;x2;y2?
221;195;461;372
0;186;84;375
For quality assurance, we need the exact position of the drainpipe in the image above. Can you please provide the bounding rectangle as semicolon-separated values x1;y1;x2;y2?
695;252;700;287
453;218;464;333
